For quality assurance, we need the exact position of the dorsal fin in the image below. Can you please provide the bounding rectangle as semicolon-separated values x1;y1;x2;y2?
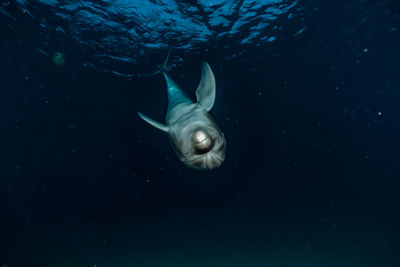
195;62;216;111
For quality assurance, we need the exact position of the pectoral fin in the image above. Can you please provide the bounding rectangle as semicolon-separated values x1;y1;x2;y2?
196;62;216;111
138;112;169;132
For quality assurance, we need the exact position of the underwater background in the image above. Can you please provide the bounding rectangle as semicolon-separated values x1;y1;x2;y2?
1;0;400;266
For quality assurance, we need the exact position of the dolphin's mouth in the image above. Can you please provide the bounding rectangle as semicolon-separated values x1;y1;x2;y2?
182;143;225;170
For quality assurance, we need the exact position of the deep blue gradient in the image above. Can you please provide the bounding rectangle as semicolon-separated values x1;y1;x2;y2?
1;0;400;266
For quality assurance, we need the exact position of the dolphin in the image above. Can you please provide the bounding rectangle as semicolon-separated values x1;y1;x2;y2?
138;52;226;170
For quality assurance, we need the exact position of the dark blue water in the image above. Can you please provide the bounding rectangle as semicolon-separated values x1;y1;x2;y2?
1;0;399;266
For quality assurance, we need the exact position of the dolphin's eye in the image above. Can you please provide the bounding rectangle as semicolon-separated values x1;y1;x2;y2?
193;130;213;153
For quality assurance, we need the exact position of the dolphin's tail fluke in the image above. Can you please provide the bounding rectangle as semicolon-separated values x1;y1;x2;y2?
159;46;171;72
139;46;171;78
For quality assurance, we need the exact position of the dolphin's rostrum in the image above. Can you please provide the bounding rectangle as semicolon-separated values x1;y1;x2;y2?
138;54;226;170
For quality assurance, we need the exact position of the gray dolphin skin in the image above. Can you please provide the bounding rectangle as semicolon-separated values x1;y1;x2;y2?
138;55;226;170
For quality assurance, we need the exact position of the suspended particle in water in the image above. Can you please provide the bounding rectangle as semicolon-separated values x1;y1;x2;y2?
52;51;65;66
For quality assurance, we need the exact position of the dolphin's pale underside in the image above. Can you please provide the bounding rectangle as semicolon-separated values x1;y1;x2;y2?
138;60;226;170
